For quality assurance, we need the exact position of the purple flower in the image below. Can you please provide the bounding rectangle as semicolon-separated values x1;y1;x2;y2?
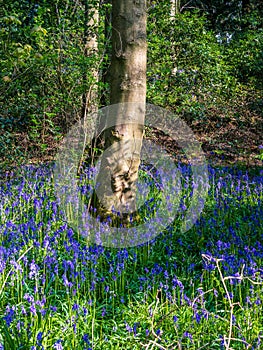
24;293;34;303
72;303;79;311
73;323;77;334
133;322;139;336
156;328;162;336
36;297;46;308
195;312;201;324
3;305;15;327
37;332;43;346
62;274;73;288
21;304;27;315
183;332;193;342
101;308;106;317
53;340;63;349
83;334;90;344
125;322;133;333
255;298;261;305
50;305;57;315
82;307;88;316
30;304;37;316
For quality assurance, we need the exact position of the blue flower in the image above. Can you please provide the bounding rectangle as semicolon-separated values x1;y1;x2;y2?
183;331;193;342
72;303;79;311
125;321;133;333
3;305;15;327
83;334;90;344
53;340;63;349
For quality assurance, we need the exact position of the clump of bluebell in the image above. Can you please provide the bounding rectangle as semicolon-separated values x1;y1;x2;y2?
0;163;262;349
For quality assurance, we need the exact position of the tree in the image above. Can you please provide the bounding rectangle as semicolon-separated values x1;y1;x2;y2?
170;0;180;18
93;0;147;224
81;0;99;120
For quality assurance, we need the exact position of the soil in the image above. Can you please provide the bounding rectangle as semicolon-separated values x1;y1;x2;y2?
1;92;262;173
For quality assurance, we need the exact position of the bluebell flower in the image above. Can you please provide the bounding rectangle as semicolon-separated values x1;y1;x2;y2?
125;321;133;333
133;322;139;336
53;340;63;349
183;331;193;342
30;304;37;316
3;305;15;327
72;303;79;311
156;328;161;336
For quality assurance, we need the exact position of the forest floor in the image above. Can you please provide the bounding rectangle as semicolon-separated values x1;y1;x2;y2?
17;115;263;169
2;90;263;172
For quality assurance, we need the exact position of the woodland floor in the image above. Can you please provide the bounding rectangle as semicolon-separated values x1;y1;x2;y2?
2;92;263;172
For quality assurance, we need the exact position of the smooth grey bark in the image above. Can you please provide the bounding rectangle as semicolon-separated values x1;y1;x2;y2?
95;0;147;223
170;0;175;18
81;0;99;120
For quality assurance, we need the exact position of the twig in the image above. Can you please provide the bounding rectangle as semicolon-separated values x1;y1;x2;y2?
0;246;33;297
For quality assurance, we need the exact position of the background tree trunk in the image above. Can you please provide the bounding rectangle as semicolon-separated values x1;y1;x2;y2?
95;0;147;223
78;1;99;174
170;0;180;18
81;0;99;120
100;0;111;108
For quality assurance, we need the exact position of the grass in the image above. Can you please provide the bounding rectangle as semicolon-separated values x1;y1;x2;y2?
0;162;262;349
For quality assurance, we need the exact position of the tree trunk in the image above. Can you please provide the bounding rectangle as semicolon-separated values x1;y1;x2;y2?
170;0;180;18
81;0;99;120
100;0;111;108
94;0;147;223
78;1;99;173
